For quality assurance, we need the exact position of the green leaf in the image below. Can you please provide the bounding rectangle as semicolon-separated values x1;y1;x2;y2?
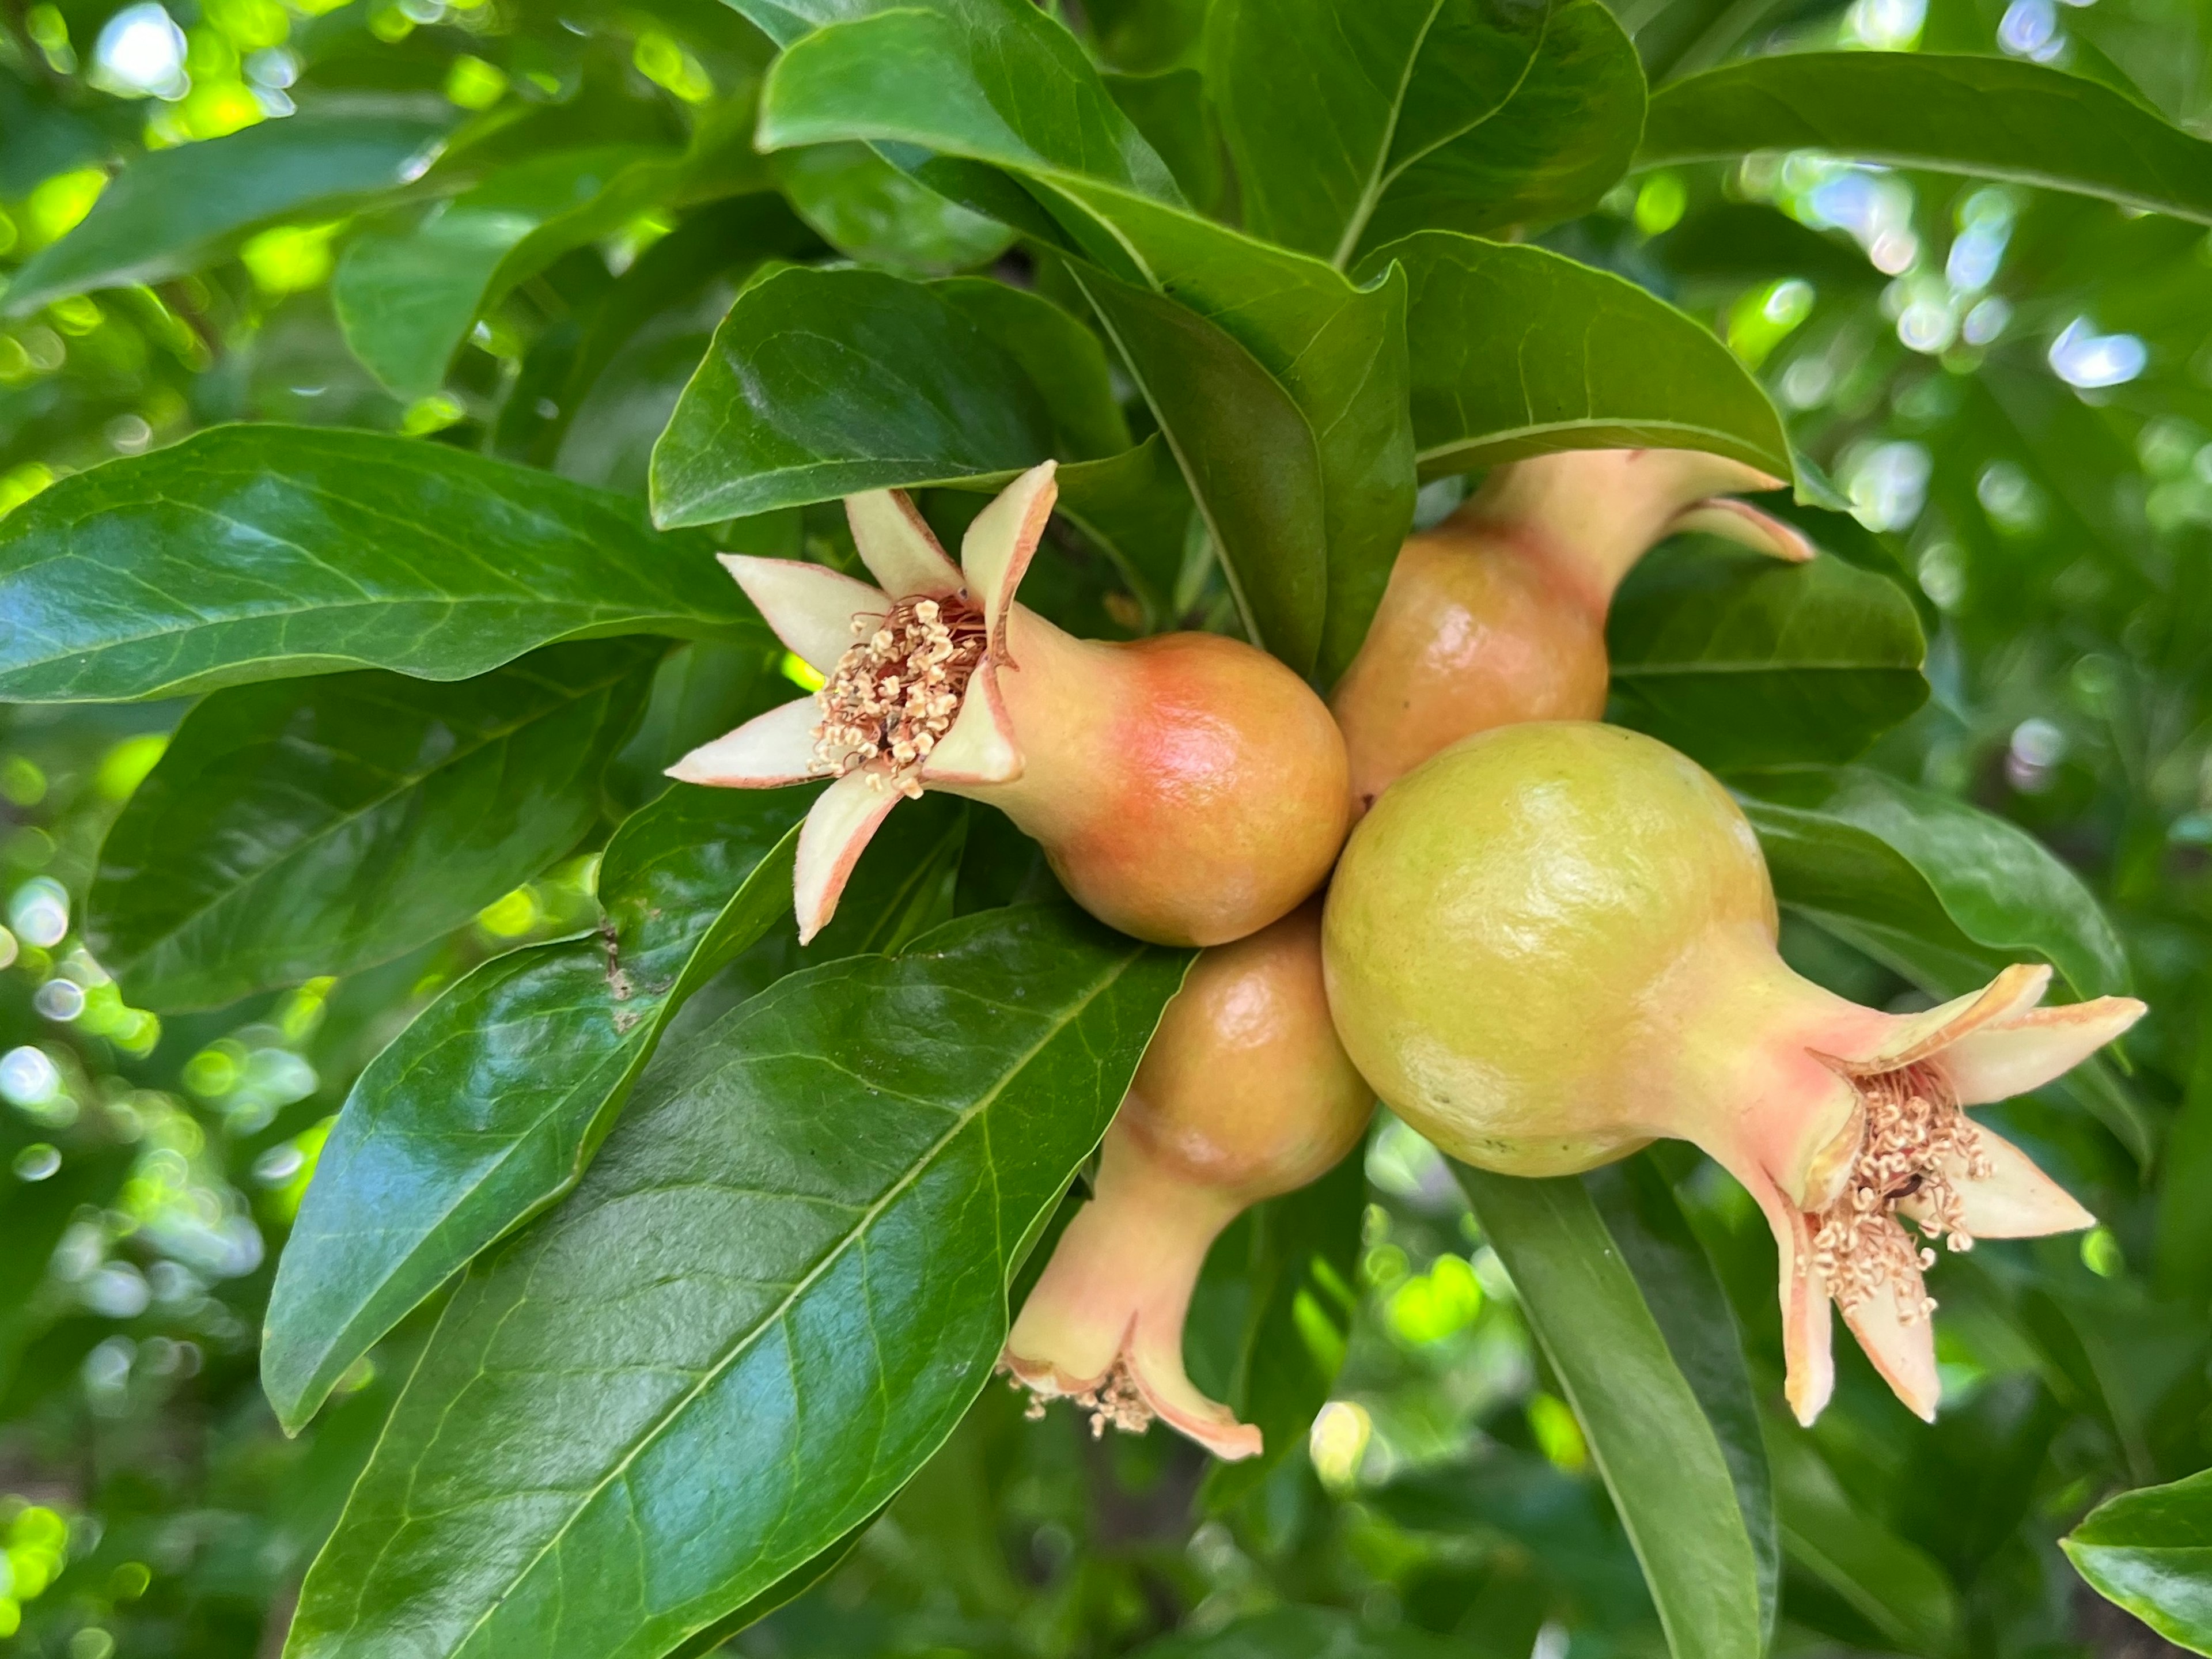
89;641;658;1013
1585;1154;1778;1650
1606;537;1929;771
335;146;684;399
754;0;1416;680
1764;1416;1963;1656
284;905;1187;1659
0;425;756;703
1360;231;1794;479
1103;69;1229;218
1640;53;2212;226
1198;1147;1366;1514
1455;1164;1766;1659
2065;1469;2212;1653
651;265;1119;525
262;783;808;1434
1128;1607;1467;1657
1734;765;2147;1160
1735;766;2133;1002
1048;435;1195;625
3;111;453;315
1209;0;1645;267
770;142;1016;274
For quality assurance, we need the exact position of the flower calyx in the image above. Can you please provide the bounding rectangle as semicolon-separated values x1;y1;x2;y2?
669;463;1054;942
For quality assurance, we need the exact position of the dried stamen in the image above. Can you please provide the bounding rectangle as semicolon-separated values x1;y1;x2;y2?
1806;1061;1991;1324
1001;1360;1157;1440
811;592;987;797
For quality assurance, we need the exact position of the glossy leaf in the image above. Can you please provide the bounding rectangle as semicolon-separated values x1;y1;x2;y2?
1362;231;1794;479
1585;1154;1778;1650
1209;0;1645;267
1641;53;2212;226
90;641;658;1013
1455;1164;1766;1659
3;111;453;315
262;783;809;1434
1129;1607;1466;1657
1764;1416;1963;1656
285;905;1187;1659
2065;1468;2212;1652
335;146;684;399
770;142;1016;273
1736;765;2147;1159
1049;435;1195;624
755;0;1417;680
0;426;757;703
1199;1147;1368;1513
1607;537;1929;770
652;265;1120;524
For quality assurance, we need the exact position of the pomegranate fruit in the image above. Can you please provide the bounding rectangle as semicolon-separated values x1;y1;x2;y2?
1002;901;1373;1459
1323;722;2144;1424
671;463;1351;946
1330;449;1812;813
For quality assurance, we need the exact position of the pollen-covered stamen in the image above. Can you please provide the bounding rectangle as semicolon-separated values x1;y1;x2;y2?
1807;1061;1993;1324
811;592;987;798
1006;1361;1156;1438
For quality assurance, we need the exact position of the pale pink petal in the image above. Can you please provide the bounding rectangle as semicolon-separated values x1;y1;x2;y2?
1840;1278;1940;1422
919;667;1022;786
1667;497;1816;563
960;460;1057;664
720;554;885;676
1897;1122;2095;1239
1834;964;2053;1074
666;696;826;788
846;490;963;600
793;768;900;945
1736;1162;1835;1426
1938;997;2148;1105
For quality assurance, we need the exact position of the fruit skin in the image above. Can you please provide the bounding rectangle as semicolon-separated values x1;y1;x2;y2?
972;617;1350;949
1003;900;1372;1459
1324;722;2144;1424
1330;449;1808;813
672;463;1350;948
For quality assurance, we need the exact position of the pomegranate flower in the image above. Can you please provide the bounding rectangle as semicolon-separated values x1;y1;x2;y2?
672;463;1351;948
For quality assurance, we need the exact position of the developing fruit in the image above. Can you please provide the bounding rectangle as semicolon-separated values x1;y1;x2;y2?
1323;723;2144;1424
1330;449;1812;813
672;463;1351;946
1002;902;1372;1459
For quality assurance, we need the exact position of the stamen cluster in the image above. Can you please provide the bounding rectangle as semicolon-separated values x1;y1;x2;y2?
812;593;987;797
1012;1362;1154;1438
1808;1062;1992;1323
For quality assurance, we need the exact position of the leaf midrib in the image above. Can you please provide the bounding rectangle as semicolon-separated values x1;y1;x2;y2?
433;943;1144;1658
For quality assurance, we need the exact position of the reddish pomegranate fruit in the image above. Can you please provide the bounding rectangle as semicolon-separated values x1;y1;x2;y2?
672;463;1350;947
1331;449;1810;813
1323;722;2143;1424
1002;902;1372;1459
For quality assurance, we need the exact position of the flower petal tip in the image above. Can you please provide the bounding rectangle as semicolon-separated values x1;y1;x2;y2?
724;556;890;677
846;489;963;599
1671;497;1816;563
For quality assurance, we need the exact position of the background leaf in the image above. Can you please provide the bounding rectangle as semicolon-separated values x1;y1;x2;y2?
770;142;1016;274
2063;1468;2212;1653
1208;0;1645;267
650;264;1118;524
1607;537;1929;770
1129;1606;1468;1657
90;641;658;1013
261;781;807;1434
285;904;1186;1659
0;426;758;702
1363;231;1794;479
335;147;684;399
1454;1164;1768;1659
3;111;453;315
1640;54;2212;225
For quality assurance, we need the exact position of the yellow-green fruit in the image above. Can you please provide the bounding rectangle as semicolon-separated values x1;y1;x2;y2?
1323;721;2143;1427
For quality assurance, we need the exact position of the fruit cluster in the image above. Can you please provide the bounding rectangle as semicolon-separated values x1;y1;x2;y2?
680;452;2145;1457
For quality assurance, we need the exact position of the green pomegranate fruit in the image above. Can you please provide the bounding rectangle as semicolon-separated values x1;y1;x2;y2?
1330;449;1809;815
1323;722;2145;1424
1002;901;1372;1459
